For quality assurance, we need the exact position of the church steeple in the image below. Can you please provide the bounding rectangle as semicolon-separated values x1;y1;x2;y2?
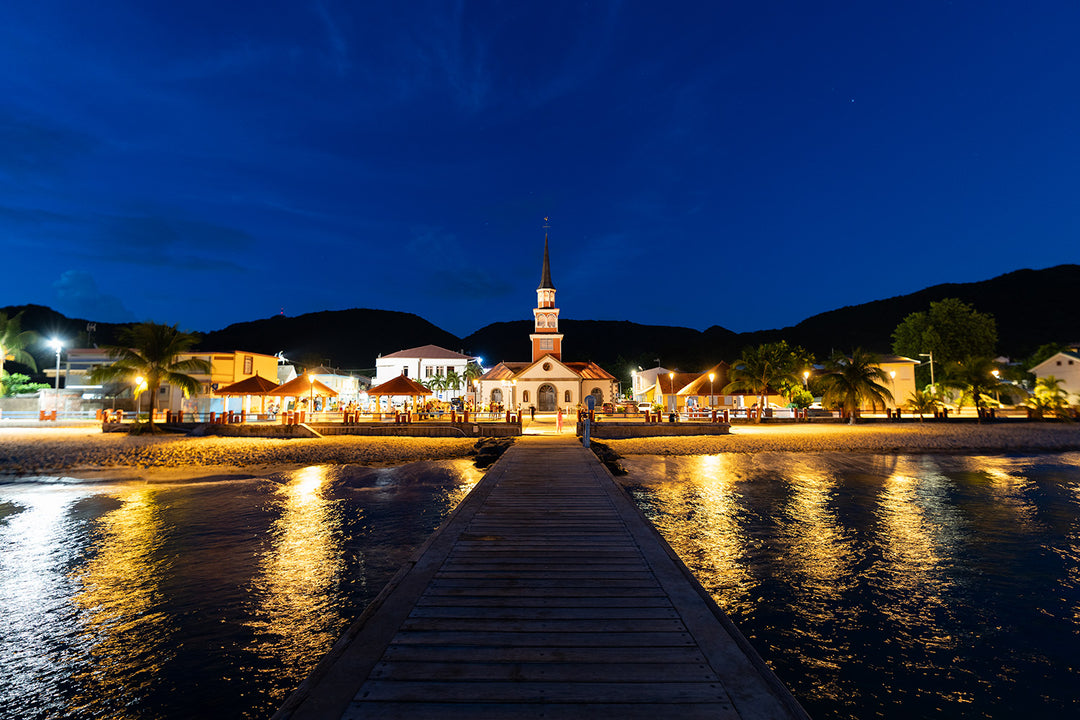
538;234;554;290
530;233;563;362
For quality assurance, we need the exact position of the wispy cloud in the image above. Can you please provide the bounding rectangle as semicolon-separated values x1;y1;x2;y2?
52;270;136;322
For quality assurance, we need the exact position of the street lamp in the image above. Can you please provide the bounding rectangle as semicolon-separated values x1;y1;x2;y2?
669;372;675;413
919;352;935;392
49;338;62;415
308;373;315;416
708;372;715;408
134;375;146;420
991;369;1000;403
802;370;810;390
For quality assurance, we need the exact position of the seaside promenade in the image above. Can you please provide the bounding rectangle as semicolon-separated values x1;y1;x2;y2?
274;434;807;720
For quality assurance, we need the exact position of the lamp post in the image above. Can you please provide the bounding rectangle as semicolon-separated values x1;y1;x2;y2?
708;372;715;408
919;352;935;392
803;370;810;390
50;339;62;415
134;375;145;421
668;372;675;413
308;373;315;417
991;369;1000;403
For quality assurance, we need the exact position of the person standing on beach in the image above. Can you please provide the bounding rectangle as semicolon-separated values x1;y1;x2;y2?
556;407;563;433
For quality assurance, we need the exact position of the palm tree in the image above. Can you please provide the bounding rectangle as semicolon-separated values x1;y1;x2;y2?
444;369;462;398
424;372;447;399
722;341;802;422
463;361;483;404
944;356;1004;423
1026;375;1070;419
905;388;939;422
88;322;211;432
818;348;893;424
0;311;39;377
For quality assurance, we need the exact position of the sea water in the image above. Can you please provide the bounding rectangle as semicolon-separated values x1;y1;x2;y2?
619;451;1080;720
0;461;481;720
2;453;1079;719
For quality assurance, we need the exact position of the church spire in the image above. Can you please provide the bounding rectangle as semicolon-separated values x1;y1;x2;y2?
538;234;554;290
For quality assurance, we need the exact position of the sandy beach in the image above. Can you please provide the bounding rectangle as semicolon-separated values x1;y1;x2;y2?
0;426;478;479
2;423;1080;480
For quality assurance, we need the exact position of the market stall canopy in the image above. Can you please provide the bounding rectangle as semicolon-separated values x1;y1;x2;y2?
267;375;338;397
215;374;280;396
368;374;432;397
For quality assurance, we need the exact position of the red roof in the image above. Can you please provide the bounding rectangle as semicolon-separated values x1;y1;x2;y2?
368;374;432;396
381;345;472;360
267;375;338;397
215;374;279;395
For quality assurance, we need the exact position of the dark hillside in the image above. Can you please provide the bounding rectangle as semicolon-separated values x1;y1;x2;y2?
197;309;462;370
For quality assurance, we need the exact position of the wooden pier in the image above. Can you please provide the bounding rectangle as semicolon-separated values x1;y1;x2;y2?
274;435;808;720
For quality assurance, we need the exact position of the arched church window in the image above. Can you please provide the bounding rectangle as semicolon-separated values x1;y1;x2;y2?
564;390;572;402
590;388;603;403
491;388;502;404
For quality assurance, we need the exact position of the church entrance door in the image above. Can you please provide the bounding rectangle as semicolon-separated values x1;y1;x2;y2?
538;384;557;412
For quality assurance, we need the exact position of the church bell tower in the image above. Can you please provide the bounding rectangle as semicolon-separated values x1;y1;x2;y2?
530;235;563;362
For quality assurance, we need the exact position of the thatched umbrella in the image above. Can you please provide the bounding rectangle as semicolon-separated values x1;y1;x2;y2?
216;373;280;415
368;374;432;416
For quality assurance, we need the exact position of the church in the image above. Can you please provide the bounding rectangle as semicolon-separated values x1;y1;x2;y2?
476;236;617;413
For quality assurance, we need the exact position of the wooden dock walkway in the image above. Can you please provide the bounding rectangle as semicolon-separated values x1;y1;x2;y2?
275;435;808;720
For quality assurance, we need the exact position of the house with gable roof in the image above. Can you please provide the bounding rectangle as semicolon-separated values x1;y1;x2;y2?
1030;348;1080;398
374;344;477;400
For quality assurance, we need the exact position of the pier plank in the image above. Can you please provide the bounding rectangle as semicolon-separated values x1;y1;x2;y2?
274;436;807;720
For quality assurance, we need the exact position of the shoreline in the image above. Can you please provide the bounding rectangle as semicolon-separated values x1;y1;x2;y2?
3;424;1080;481
604;422;1080;456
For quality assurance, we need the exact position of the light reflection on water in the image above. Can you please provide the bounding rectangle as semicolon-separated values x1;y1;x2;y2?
246;466;347;677
620;451;1080;720
0;459;481;720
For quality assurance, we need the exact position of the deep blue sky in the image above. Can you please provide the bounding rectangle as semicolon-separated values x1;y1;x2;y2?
3;1;1078;337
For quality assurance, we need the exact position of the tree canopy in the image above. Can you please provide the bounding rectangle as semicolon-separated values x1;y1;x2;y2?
722;340;810;421
0;311;39;376
891;298;998;366
818;348;894;424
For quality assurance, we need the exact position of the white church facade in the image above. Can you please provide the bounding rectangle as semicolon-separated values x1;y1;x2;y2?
476;236;616;412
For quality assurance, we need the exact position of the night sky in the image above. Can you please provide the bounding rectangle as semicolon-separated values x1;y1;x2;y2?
3;2;1078;337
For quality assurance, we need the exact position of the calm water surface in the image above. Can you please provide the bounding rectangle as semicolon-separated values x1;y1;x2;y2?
0;460;481;720
620;451;1080;720
4;453;1079;719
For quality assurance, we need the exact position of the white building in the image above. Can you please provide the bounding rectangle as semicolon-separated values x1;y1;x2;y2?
374;345;477;399
1030;349;1080;397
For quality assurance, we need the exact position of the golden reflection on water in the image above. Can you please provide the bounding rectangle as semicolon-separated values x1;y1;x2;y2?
629;454;757;615
68;486;171;719
247;465;345;674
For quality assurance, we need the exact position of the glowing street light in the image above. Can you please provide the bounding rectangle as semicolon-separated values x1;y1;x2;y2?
669;372;675;413
49;338;63;415
991;369;1000;403
308;373;315;415
134;375;146;420
708;372;715;408
803;370;810;389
